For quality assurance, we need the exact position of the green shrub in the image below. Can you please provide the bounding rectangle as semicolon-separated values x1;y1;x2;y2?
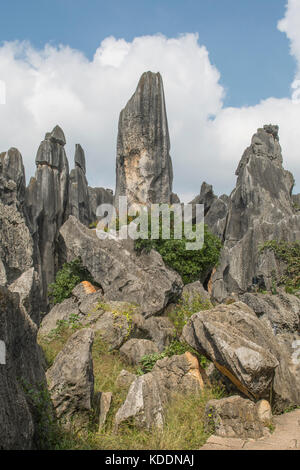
168;292;212;337
259;240;300;294
134;215;222;285
137;339;209;375
48;258;95;305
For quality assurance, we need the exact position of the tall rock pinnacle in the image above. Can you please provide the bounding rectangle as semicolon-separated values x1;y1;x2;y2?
212;124;300;302
68;144;90;226
26;125;69;299
115;71;173;208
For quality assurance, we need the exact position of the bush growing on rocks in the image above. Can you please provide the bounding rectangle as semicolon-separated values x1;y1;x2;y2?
168;292;212;337
136;339;208;375
48;258;95;305
259;240;300;294
134;218;222;285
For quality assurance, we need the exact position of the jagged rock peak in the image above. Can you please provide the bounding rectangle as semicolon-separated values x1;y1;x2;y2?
115;71;173;207
46;125;66;146
0;147;26;204
236;124;283;176
36;125;68;169
74;144;86;174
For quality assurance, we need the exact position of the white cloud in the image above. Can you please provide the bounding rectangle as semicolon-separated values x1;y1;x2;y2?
0;9;300;202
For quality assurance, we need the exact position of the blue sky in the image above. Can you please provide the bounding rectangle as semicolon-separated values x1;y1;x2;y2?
0;0;295;107
0;0;300;199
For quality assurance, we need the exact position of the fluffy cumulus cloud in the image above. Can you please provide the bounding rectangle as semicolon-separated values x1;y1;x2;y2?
0;3;300;202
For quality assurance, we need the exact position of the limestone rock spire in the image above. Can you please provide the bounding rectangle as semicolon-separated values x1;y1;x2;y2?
115;71;173;208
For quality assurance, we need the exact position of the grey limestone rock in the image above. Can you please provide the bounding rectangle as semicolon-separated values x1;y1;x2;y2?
0;286;47;449
115;352;206;430
212;125;300;302
119;338;159;365
59;216;183;317
181;301;299;412
205;396;265;439
9;268;42;326
68;144;90;226
115;71;173;208
46;328;94;430
26;125;69;299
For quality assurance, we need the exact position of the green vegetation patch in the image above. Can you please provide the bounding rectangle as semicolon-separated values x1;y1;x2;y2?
48;257;95;305
135;218;222;285
259;240;300;294
168;292;212;337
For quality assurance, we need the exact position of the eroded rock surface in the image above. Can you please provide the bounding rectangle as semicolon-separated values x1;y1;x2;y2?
59;216;183;317
119;339;159;365
0;287;47;449
46;328;94;430
26;125;69;298
205;396;266;439
115;352;207;430
68;144;90;226
212;125;300;302
181;301;299;412
115;71;173;208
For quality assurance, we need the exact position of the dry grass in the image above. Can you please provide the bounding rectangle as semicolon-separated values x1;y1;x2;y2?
39;324;225;450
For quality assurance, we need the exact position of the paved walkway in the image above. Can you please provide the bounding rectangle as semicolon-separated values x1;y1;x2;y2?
200;409;300;450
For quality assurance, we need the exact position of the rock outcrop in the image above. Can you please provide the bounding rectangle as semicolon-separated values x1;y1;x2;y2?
0;200;34;285
26;125;69;299
0;147;26;207
88;186;114;224
205;396;268;439
212;125;300;301
181;301;299;412
115;352;207;430
119;339;159;365
131;314;175;352
0;287;47;449
190;182;229;240
68;144;90;226
59;216;183;317
9;268;42;326
38;283;136;351
46;328;94;430
115;71;173;208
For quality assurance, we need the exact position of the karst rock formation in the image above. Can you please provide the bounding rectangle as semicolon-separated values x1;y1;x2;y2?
210;124;300;301
115;71;173;208
0;71;300;449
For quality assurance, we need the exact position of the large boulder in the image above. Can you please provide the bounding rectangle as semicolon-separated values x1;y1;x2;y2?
205;396;267;439
212;125;300;302
0;200;34;285
119;339;159;365
0;286;47;449
131;313;175;352
115;352;207;430
240;290;300;336
115;71;173;208
0;147;26;206
9;268;42;326
59;216;183;317
39;282;137;350
46;328;94;430
181;301;299;412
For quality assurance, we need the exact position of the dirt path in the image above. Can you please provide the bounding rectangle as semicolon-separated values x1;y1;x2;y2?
200;409;300;450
